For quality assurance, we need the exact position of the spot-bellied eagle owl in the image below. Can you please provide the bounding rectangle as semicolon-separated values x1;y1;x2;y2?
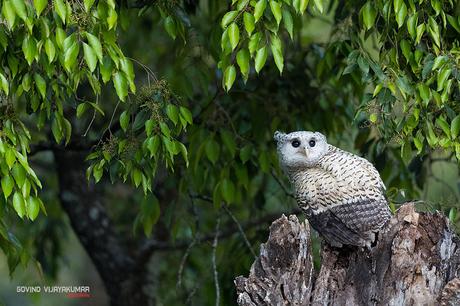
274;130;391;247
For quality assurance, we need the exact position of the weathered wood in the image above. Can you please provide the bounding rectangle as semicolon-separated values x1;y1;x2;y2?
235;203;460;306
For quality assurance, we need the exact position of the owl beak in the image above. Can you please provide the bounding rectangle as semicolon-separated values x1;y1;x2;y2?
304;147;309;157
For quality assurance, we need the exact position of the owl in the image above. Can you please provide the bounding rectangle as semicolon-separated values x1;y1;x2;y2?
274;130;391;248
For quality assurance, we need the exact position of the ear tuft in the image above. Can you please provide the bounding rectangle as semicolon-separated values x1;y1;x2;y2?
274;131;286;142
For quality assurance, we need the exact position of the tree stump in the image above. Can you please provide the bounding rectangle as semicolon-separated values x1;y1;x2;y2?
235;203;460;306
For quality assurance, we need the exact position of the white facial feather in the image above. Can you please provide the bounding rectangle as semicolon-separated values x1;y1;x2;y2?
274;130;328;170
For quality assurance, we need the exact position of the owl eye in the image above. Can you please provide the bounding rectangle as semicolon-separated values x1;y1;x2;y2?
309;139;316;147
291;140;301;148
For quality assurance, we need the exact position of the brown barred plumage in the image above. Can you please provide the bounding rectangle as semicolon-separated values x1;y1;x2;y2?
274;131;391;247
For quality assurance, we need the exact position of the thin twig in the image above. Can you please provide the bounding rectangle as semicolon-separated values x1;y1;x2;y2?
177;194;200;288
271;170;295;198
83;94;99;137
107;100;121;137
212;216;221;306
185;282;200;305
222;204;256;258
137;207;302;257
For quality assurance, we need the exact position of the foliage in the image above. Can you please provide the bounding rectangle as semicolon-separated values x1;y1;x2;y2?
0;0;459;305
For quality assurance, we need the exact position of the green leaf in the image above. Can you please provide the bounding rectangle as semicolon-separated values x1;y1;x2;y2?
236;48;250;78
400;39;411;63
145;119;155;136
83;42;97;72
428;17;440;47
436;117;451;138
55;27;66;49
248;32;261;55
447;14;460;33
255;46;268;73
159;122;171;138
417;83;430;106
27;196;40;221
76;103;88;118
64;41;80;71
84;0;95;11
5;148;16;169
34;74;46;99
120;110;129;132
243;12;255;35
369;113;378;123
63;117;72;145
416;23;425;44
228;23;239;51
221;179;235;204
254;0;267;23
113;71;128;101
313;0;323;13
107;7;117;29
100;56;113;83
11;0;27;21
133;168;142;187
269;1;282;25
0;73;9;95
451;115;460;139
426;121;438;147
2;1;17;29
432;55;448;70
164;16;177;39
13;192;26;219
271;39;284;74
33;0;47;16
239;144;252;163
413;133;424;154
22;36;37;65
44;39;56;63
299;0;309;13
282;8;294;39
221;130;236;157
400;141;412;164
395;2;407;28
166;104;179;125
449;207;457;223
51;116;63;143
437;67;451;92
11;164;26;188
361;1;376;30
1;175;14;199
86;32;103;62
54;0;67;24
221;10;238;28
407;14;418;40
396;76;413;95
146;136;160;157
223;65;236;92
179;106;193;125
205;139;220;164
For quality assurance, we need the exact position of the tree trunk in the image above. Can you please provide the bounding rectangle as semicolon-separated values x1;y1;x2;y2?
235;203;460;306
54;150;153;306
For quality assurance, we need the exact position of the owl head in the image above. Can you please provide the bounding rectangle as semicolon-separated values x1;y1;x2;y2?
274;130;329;170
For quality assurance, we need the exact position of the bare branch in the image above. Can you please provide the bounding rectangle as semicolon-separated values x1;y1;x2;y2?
212;216;221;306
137;208;301;256
271;171;295;199
223;204;257;258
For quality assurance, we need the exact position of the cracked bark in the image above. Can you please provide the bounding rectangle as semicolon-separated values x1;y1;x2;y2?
235;203;460;306
54;150;152;306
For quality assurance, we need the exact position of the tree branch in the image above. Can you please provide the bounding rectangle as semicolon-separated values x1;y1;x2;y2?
137;208;301;258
